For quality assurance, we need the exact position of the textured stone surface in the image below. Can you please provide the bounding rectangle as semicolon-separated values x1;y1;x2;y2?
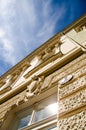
51;56;86;84
73;65;86;78
1;54;86;120
59;111;86;130
59;89;86;114
59;75;86;99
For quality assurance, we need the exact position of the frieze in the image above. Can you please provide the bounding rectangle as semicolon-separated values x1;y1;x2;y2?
59;89;86;114
42;48;53;61
24;43;63;78
39;42;62;61
58;111;86;130
59;75;86;99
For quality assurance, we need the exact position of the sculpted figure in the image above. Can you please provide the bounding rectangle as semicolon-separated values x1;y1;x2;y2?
26;75;44;98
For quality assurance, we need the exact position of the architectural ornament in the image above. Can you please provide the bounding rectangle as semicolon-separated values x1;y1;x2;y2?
26;75;44;98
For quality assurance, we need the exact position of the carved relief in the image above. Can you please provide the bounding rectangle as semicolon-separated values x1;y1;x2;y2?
59;111;86;130
75;25;86;32
42;43;62;61
59;89;86;114
59;75;86;99
21;61;30;71
37;54;43;64
26;75;44;98
30;55;42;68
0;75;12;94
0;70;22;95
43;48;53;60
53;43;63;56
11;70;21;82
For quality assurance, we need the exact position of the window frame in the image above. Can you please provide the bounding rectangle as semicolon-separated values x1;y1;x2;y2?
16;94;57;130
19;115;57;130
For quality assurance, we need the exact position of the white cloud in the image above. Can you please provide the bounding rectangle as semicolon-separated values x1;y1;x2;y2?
0;0;66;75
0;37;16;65
0;28;5;38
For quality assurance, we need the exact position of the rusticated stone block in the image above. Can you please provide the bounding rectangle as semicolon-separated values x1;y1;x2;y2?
59;75;86;99
73;65;86;78
59;89;86;114
51;58;86;84
58;111;86;130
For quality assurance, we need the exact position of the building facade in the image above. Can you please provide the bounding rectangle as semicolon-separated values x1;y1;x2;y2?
0;14;86;130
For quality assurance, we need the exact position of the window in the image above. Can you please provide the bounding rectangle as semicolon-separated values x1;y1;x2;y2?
18;113;32;129
16;94;57;130
33;102;57;123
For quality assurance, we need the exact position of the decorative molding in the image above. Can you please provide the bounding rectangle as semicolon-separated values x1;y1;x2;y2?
25;75;44;98
24;44;63;79
0;86;11;95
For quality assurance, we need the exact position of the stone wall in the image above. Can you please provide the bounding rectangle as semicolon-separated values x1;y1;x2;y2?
57;54;86;130
0;53;86;129
59;111;86;130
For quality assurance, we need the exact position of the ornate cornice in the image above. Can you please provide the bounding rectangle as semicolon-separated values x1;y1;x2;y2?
0;14;86;80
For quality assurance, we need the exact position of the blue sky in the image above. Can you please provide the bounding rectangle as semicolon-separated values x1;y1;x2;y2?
0;0;86;76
